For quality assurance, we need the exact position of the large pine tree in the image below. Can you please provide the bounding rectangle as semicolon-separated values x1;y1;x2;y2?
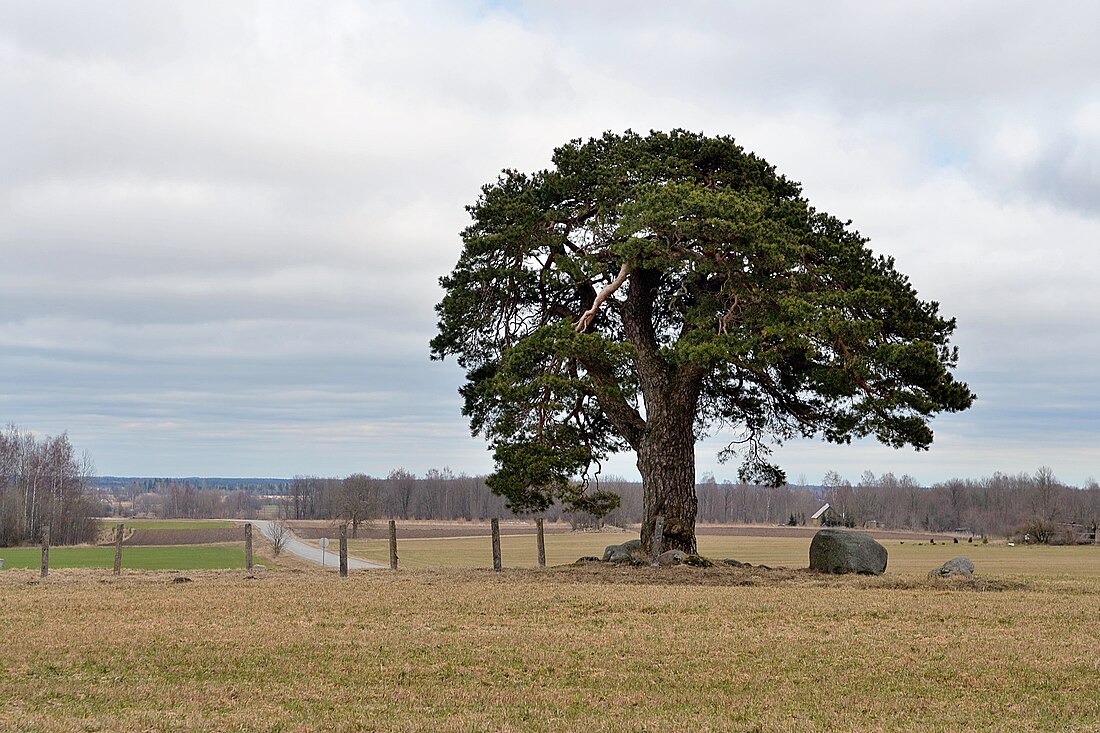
432;130;974;553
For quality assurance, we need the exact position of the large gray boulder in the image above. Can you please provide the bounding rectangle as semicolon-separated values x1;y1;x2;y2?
809;529;888;575
929;556;975;578
603;539;642;563
658;549;688;566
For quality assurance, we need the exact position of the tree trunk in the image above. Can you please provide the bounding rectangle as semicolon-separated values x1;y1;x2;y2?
613;266;704;556
636;407;698;555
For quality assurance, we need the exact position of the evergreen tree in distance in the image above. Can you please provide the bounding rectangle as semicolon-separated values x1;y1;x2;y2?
431;130;975;554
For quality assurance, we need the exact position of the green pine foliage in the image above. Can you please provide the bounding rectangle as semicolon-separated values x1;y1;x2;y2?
432;130;974;535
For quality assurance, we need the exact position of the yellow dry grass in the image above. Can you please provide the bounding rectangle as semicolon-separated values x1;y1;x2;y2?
348;528;632;569
1;563;1099;732
348;530;1100;578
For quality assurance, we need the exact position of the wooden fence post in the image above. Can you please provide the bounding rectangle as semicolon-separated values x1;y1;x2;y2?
244;522;253;572
491;518;502;572
40;525;49;578
536;518;546;568
113;523;124;575
650;515;665;567
389;519;398;570
339;523;348;577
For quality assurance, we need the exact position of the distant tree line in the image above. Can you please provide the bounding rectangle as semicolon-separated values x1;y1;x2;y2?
812;468;1100;541
106;479;266;520
0;425;99;546
5;426;1093;548
282;466;1100;542
285;470;512;536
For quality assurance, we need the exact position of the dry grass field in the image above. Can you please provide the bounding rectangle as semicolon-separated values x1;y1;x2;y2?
2;540;1100;732
347;526;1100;579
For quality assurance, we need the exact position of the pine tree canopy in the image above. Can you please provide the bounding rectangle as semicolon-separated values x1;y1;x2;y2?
431;130;975;533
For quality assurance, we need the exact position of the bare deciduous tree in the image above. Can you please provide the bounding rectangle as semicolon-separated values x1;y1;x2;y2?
0;425;98;547
339;473;379;539
269;519;291;557
387;468;417;520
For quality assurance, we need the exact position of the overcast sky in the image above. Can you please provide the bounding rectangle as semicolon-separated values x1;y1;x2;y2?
2;1;1099;486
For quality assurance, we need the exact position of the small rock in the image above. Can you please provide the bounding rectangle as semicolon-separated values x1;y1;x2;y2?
658;549;688;566
574;556;602;564
929;556;975;579
172;576;192;584
602;539;642;563
681;554;713;568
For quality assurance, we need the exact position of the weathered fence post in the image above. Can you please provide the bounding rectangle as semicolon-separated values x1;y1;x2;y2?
536;518;546;569
491;518;502;572
339;523;348;577
650;515;665;567
389;519;398;570
113;523;124;575
40;525;50;578
244;522;253;572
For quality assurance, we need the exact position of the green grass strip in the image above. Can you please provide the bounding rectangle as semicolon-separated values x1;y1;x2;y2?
0;545;245;570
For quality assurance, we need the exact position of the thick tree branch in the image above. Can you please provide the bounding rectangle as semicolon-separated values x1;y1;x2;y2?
621;268;668;390
586;373;646;448
835;335;878;396
575;262;630;333
718;293;740;334
571;351;646;448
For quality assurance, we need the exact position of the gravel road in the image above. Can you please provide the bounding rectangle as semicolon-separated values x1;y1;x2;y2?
252;520;385;570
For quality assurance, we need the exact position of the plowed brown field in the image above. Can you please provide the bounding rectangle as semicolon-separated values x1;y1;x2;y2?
120;528;244;545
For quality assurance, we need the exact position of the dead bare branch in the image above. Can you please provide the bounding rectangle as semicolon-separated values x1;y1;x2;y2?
575;262;629;332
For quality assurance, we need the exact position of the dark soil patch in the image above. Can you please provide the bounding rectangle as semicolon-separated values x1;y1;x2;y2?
120;528;243;545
